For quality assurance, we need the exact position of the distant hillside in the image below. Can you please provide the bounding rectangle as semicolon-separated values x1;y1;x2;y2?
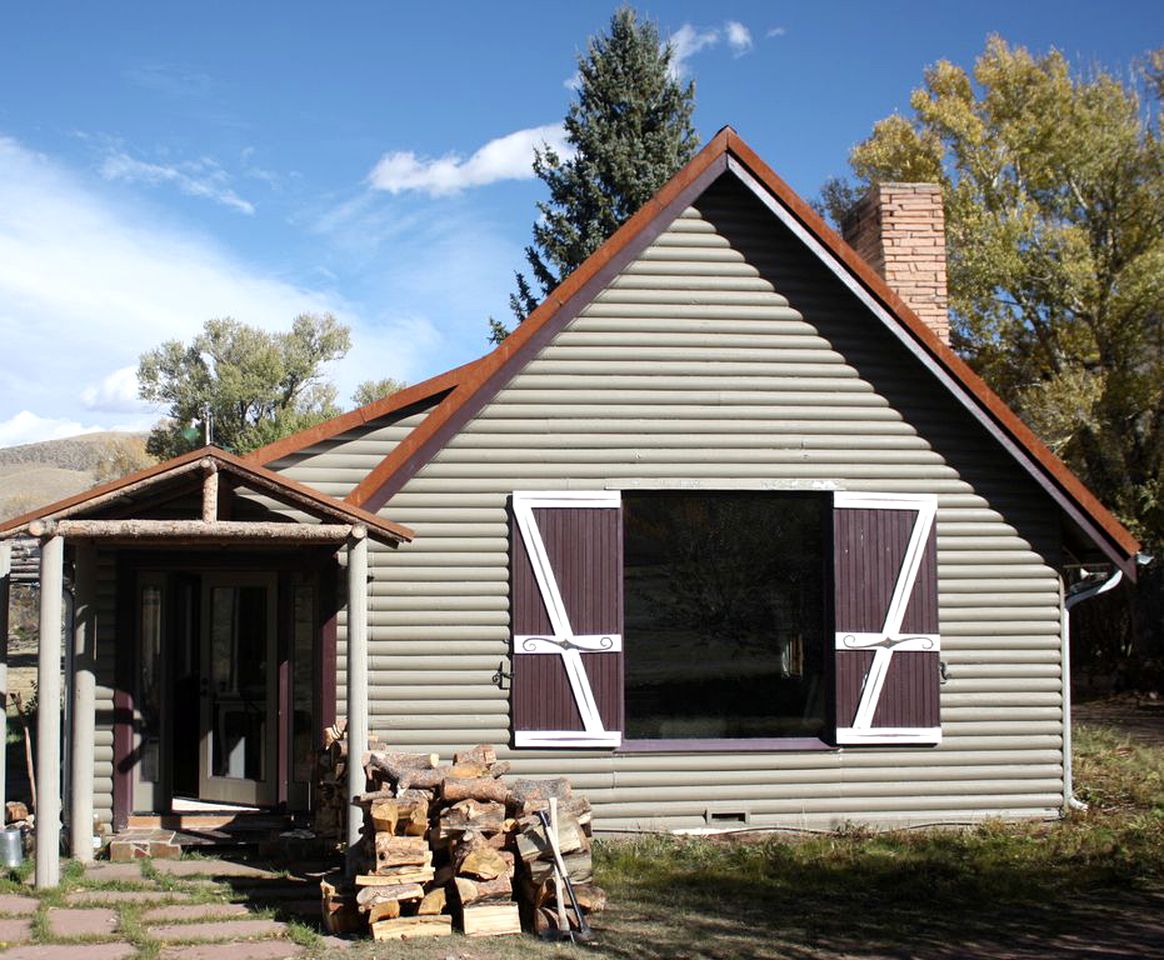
0;432;153;521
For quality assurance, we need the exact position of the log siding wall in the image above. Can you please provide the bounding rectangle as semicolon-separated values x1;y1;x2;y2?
276;173;1065;830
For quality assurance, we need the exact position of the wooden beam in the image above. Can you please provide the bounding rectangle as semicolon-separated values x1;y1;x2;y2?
345;528;369;877
70;543;97;863
36;535;63;889
201;463;219;523
28;519;356;543
0;542;9;815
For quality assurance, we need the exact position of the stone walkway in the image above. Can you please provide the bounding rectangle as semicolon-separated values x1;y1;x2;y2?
0;856;352;959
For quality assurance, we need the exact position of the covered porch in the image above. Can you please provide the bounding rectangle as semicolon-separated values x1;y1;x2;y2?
0;447;412;887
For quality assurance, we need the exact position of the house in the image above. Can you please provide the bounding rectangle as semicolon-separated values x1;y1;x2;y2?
0;128;1144;887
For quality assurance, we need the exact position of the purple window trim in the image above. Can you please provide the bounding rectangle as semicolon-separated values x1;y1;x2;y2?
619;737;834;754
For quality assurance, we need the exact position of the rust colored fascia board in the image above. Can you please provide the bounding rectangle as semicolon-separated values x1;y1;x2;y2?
725;131;1141;567
346;136;735;514
244;360;478;467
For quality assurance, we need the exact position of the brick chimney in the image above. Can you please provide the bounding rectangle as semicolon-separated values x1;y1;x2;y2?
841;182;950;344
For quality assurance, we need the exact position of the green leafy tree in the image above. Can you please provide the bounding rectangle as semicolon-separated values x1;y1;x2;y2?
492;6;698;343
352;378;407;407
139;313;351;457
820;37;1164;549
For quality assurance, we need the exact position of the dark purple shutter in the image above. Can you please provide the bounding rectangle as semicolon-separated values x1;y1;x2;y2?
510;492;623;748
833;493;941;745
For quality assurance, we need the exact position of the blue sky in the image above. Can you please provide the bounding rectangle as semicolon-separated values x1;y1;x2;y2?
0;1;1159;446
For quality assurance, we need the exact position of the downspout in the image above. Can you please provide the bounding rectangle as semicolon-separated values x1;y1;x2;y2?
1061;568;1124;813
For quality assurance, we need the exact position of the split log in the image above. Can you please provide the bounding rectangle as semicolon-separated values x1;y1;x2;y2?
453;744;497;766
534;905;568;936
4;802;28;824
507;777;572;810
355;882;425;907
367;755;447;790
320;876;360;935
370;798;429;836
454;844;513;881
445;761;492;780
363;865;434;885
452;874;513;906
512;795;592;827
354;788;395;806
526;850;593;885
374;834;430;870
441;776;509;805
396;787;436;803
515;815;587;862
461;903;521;937
366;749;439;770
530;880;606;914
397;767;453;791
371;915;453;941
436;799;507;839
417;887;447;916
367;899;401;922
489;760;512;778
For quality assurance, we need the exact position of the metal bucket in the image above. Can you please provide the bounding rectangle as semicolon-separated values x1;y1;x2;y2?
0;828;23;868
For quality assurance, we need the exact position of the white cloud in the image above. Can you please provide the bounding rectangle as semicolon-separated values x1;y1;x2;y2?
0;411;109;448
80;366;143;413
368;124;572;197
669;24;721;78
100;150;255;214
0;135;353;446
767;26;788;38
563;71;581;91
725;21;753;57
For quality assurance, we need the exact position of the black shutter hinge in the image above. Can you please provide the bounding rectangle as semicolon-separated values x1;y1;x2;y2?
939;660;951;685
492;661;513;691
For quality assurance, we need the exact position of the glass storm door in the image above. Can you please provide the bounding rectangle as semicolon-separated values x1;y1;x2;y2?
199;574;277;805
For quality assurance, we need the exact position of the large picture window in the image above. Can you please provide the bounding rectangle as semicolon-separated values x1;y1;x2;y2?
622;491;828;741
509;488;939;750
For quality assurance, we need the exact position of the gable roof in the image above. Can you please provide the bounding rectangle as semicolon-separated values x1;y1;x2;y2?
251;126;1140;577
0;446;413;545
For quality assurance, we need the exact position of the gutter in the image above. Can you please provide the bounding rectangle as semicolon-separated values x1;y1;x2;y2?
1060;557;1151;811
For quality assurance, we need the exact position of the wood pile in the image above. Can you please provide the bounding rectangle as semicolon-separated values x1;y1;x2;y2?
313;720;350;848
317;732;605;941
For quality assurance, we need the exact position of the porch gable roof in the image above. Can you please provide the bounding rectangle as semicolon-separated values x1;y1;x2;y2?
0;445;414;545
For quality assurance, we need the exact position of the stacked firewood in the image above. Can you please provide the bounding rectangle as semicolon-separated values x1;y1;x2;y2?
314;721;350;846
317;731;606;941
510;778;605;935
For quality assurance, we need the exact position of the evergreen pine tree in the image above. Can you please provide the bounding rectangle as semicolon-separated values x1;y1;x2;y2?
491;7;698;343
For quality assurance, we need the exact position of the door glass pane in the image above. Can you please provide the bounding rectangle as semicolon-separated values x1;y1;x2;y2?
138;584;163;783
291;585;315;783
209;585;268;781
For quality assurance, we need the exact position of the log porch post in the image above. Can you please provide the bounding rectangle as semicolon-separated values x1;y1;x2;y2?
36;534;64;889
0;541;10;814
70;543;97;862
345;526;369;876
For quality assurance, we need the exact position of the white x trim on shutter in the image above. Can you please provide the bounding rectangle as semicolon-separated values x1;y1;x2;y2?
835;492;941;745
512;491;622;748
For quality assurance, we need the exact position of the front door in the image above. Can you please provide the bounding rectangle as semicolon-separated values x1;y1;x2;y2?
198;574;278;805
